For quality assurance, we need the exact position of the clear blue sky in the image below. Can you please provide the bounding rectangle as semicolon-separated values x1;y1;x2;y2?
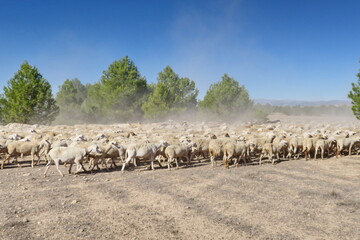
0;0;359;101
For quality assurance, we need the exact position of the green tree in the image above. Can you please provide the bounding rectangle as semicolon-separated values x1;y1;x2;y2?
82;56;149;122
348;69;360;120
55;78;87;124
199;74;252;119
0;97;5;124
142;66;198;119
0;61;59;124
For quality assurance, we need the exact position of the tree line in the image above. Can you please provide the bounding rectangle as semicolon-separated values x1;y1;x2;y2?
0;57;255;125
1;57;359;125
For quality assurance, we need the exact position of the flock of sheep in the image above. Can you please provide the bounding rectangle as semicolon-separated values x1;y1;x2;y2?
0;120;359;177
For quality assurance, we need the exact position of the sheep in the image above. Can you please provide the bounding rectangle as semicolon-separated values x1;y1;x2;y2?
164;143;195;169
52;139;70;148
0;139;9;163
336;137;360;156
70;141;105;168
302;137;316;160
272;139;289;161
314;138;330;160
247;134;275;150
209;139;235;167
286;137;303;159
7;133;22;141
193;138;210;161
121;141;169;172
72;134;87;142
259;143;276;165
1;139;48;169
44;144;103;177
88;141;124;171
223;141;248;168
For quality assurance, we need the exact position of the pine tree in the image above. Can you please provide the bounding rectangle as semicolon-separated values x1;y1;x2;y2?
0;61;59;124
348;69;360;120
142;66;198;119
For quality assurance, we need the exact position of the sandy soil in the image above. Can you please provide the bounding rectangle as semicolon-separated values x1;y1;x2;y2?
0;155;359;240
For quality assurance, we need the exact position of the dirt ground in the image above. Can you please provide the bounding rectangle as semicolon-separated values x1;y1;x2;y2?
0;154;359;240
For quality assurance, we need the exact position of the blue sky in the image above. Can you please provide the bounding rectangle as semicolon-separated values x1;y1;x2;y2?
0;0;359;100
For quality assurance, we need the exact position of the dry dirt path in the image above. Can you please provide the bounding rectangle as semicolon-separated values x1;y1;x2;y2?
0;157;359;240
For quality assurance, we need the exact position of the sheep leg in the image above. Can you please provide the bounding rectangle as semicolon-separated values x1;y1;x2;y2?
294;146;298;159
349;144;353;156
336;145;342;157
80;162;87;173
68;163;73;174
247;149;252;162
270;154;275;165
246;151;251;163
242;152;247;166
74;158;84;174
293;147;299;159
150;157;155;170
234;155;240;167
109;158;117;168
30;153;36;168
326;147;329;158
13;155;22;168
94;158;101;171
210;155;216;167
107;158;113;168
75;164;82;174
291;146;295;159
121;157;132;172
87;158;94;170
234;156;241;167
286;149;292;160
1;154;10;169
35;153;41;166
314;148;318;160
167;157;172;170
1;158;5;169
259;154;263;165
100;157;109;171
88;158;95;171
112;158;117;168
45;153;50;164
55;160;64;177
156;158;163;168
175;158;179;169
44;159;53;177
321;147;324;160
222;154;228;169
186;156;190;167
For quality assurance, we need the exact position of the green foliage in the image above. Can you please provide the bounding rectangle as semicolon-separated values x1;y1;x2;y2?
142;66;198;119
0;61;59;124
82;56;149;122
0;97;5;124
198;74;252;120
348;71;360;120
55;78;87;124
251;108;269;122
